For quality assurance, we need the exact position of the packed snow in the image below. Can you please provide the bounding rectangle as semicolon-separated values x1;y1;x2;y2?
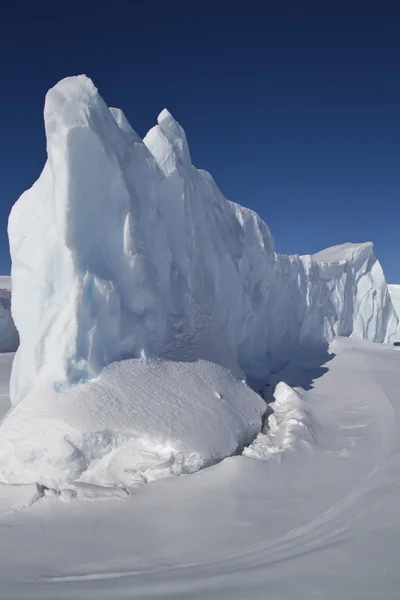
0;75;398;487
0;359;266;487
1;338;400;599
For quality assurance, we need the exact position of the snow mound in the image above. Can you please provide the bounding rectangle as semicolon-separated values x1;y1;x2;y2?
0;358;264;487
0;75;397;487
0;277;18;353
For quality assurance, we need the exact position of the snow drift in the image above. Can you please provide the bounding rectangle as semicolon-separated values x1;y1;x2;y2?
0;277;18;353
0;75;397;487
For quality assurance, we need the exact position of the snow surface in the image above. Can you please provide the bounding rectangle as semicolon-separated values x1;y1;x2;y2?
0;359;264;487
1;75;398;487
1;338;400;599
0;276;18;353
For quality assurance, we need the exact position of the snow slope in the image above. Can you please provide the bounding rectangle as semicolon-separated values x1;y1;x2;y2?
1;338;400;599
0;276;18;353
0;75;397;487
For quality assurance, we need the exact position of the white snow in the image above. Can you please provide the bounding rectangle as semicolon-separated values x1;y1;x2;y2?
1;338;400;599
243;381;316;459
0;358;264;487
0;75;398;487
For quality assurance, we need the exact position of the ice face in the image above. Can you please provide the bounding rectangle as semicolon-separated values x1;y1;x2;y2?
388;285;400;319
0;75;397;486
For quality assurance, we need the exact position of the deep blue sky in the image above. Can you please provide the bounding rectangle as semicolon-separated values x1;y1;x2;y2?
1;3;399;281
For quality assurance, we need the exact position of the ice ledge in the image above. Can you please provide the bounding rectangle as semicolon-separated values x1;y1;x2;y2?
311;242;373;264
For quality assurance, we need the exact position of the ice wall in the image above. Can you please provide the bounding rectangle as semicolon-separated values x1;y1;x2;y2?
8;76;398;406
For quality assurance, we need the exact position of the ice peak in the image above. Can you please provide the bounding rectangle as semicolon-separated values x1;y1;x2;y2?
43;74;113;148
144;109;192;175
157;108;176;126
109;107;141;142
44;75;99;120
48;74;98;101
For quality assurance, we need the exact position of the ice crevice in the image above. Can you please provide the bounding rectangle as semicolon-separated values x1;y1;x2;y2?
0;75;398;488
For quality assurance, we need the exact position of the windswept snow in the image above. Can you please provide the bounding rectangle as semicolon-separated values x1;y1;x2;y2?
0;359;264;487
243;381;316;460
0;75;398;487
1;339;400;599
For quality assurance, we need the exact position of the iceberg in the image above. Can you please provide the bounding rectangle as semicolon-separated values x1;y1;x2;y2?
0;75;397;487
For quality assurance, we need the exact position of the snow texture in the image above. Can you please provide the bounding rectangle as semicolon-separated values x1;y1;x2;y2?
0;277;18;353
1;338;400;599
0;75;398;487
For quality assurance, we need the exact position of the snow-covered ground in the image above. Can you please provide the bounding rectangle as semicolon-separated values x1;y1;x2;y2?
1;337;400;599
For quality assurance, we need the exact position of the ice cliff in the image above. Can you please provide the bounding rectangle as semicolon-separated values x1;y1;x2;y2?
0;75;397;487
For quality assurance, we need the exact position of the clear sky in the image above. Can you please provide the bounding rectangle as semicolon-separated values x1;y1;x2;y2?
0;3;399;281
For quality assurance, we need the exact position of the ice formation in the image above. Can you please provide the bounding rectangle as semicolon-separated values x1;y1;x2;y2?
388;284;400;322
0;277;18;353
0;75;397;487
